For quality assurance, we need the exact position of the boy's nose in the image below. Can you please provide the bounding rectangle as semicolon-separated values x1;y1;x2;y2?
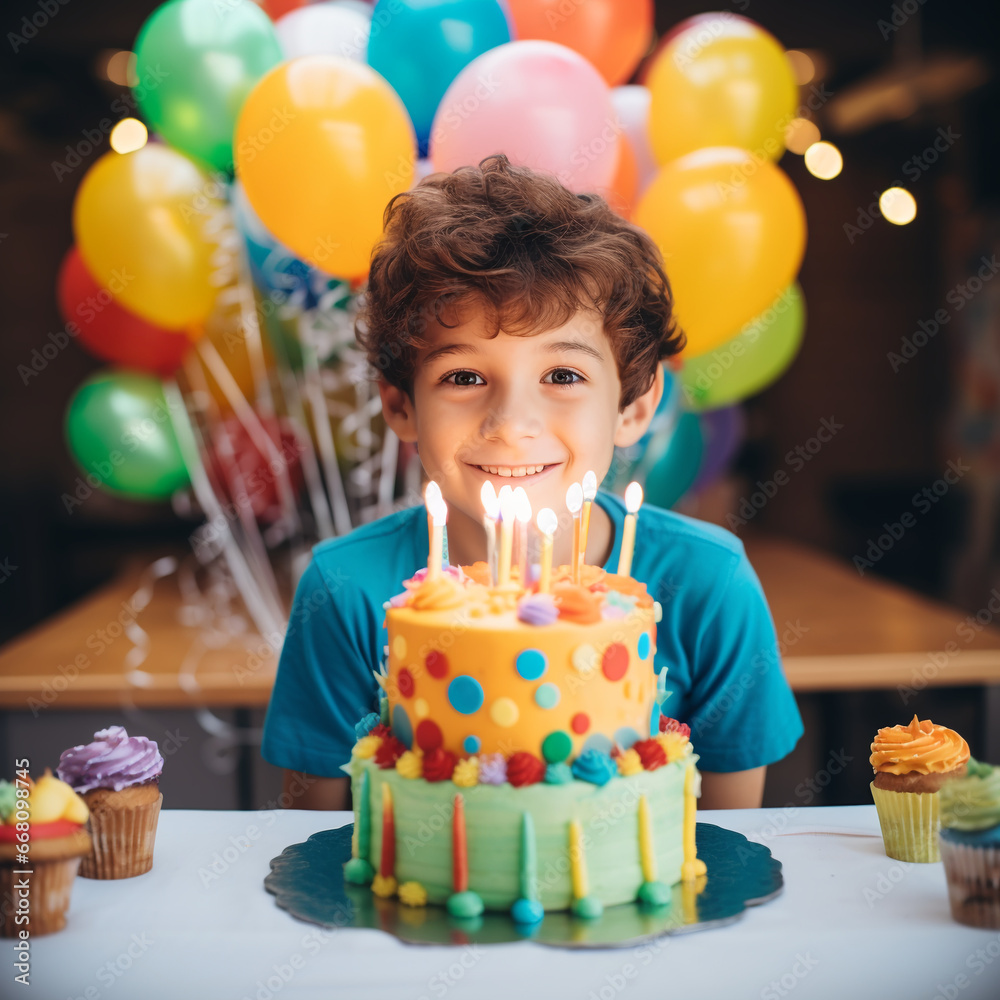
480;396;544;443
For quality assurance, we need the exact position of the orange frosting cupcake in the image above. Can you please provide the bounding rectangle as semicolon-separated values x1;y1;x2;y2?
871;715;970;792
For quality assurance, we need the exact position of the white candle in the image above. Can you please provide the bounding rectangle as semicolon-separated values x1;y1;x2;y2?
617;481;643;578
513;486;532;588
497;485;516;586
536;508;557;594
480;480;499;586
425;482;447;582
579;470;597;581
566;482;583;584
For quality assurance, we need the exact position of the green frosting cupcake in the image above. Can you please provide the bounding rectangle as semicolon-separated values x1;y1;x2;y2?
940;759;1000;832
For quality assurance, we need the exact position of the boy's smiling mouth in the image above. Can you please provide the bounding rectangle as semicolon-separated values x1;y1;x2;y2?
466;462;561;480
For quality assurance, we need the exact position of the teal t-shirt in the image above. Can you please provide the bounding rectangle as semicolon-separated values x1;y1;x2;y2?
262;489;803;776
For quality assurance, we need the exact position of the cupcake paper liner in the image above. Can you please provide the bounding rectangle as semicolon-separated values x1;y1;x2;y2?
870;782;940;862
80;792;162;879
939;837;1000;929
0;856;82;937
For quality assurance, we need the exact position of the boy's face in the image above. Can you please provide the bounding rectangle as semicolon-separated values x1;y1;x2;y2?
379;299;663;529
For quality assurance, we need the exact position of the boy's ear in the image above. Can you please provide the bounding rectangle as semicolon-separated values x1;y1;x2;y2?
379;379;418;444
614;362;665;449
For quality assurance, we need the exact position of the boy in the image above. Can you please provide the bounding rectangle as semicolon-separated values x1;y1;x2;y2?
262;154;803;811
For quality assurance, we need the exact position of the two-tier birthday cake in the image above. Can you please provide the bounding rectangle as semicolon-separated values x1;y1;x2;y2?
340;481;706;925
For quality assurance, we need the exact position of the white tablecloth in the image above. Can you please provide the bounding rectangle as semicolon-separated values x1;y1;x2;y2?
21;806;1000;1000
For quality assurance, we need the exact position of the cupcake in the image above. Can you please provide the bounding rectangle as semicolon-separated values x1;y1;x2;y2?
57;726;163;879
869;715;969;862
939;759;1000;928
0;771;92;936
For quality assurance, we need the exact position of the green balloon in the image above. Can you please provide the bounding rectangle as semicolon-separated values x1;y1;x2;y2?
65;370;189;500
643;411;704;510
680;283;806;412
133;0;283;173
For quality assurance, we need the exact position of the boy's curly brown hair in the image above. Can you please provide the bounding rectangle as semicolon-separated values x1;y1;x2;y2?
355;153;684;411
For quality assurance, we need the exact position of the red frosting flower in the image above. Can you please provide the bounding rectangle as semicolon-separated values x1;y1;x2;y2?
422;747;457;782
368;723;391;740
659;717;691;739
374;735;405;769
634;739;667;771
506;752;545;787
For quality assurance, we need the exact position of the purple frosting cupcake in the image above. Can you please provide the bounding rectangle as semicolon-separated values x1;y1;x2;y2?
57;726;163;795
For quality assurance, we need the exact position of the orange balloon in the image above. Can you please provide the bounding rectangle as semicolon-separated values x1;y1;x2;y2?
505;0;653;86
600;135;639;219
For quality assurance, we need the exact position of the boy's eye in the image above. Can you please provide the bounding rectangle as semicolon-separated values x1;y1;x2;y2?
543;368;585;386
441;370;485;387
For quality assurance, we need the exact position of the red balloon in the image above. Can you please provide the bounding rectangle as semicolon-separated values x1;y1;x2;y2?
57;248;192;375
261;0;308;20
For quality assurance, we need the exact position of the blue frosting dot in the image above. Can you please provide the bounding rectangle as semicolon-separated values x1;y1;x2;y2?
448;675;484;715
463;734;481;753
637;632;651;660
614;726;640;750
516;648;547;681
580;732;614;757
392;704;413;748
534;682;560;709
511;897;545;925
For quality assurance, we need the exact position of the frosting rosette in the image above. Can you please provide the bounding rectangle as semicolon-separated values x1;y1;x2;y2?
940;759;1000;832
57;726;163;794
869;715;970;775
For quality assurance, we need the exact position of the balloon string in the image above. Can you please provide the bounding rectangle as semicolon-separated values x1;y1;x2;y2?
234;244;277;418
164;377;287;640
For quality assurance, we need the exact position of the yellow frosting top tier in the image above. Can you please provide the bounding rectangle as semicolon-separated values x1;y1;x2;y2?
869;715;970;775
383;563;657;760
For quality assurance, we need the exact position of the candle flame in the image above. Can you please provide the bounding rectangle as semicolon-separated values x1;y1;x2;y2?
582;470;597;501
513;486;532;524
625;481;643;514
565;482;583;514
480;480;499;519
425;481;442;508
537;507;558;536
429;495;448;526
498;484;517;522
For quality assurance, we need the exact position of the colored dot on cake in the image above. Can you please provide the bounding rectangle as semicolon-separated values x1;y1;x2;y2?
534;683;560;709
571;643;599;675
637;632;651;660
392;704;413;748
570;712;590;734
516;649;547;681
463;735;481;753
426;650;449;679
397;667;415;698
448;675;484;715
392;635;407;660
602;642;629;681
414;698;429;719
415;718;443;751
542;730;572;763
490;697;519;727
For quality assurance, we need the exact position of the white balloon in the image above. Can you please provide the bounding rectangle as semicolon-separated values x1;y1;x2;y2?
275;2;372;62
611;85;658;196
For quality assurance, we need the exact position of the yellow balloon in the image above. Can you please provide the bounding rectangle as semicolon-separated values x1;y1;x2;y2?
235;56;417;278
73;145;226;331
647;14;797;165
634;146;806;357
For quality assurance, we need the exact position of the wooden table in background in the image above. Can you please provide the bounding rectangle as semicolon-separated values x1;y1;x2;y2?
2;537;1000;712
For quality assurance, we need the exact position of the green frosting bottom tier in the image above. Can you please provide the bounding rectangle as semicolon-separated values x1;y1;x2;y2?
349;756;693;912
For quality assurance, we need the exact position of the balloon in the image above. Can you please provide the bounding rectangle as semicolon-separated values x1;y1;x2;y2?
275;1;371;60
691;406;744;493
610;85;658;195
634;146;806;357
430;41;619;194
133;0;283;172
57;248;193;375
366;0;511;154
646;13;797;165
505;0;653;87
599;136;638;219
73;145;227;331
235;56;416;277
643;410;704;510
680;284;806;411
262;0;307;18
65;371;189;500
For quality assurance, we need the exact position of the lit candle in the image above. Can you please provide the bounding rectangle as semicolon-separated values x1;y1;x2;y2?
617;481;643;578
513;486;532;589
425;482;447;582
480;481;499;585
380;781;395;880
566;483;583;583
578;470;597;580
536;508;557;594
453;792;468;893
497;485;516;586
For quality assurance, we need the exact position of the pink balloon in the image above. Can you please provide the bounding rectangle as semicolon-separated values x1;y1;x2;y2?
429;40;619;193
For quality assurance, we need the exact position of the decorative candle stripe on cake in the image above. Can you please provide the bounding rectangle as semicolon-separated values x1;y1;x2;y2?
372;781;397;897
569;817;603;919
511;811;544;925
446;790;483;918
343;768;375;885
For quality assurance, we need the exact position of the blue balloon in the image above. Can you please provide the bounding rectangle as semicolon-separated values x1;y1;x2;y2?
367;0;512;155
